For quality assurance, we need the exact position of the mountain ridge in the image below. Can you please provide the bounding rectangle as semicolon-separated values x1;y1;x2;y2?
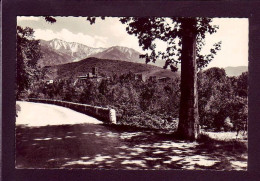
39;39;106;67
38;38;167;68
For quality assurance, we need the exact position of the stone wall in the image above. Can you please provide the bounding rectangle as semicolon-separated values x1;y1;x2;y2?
28;98;116;124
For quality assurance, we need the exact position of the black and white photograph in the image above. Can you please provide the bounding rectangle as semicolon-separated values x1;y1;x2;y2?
15;16;248;170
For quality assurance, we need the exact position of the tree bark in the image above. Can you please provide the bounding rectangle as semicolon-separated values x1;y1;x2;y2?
177;18;200;141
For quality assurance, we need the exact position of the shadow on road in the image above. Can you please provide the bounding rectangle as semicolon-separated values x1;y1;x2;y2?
16;124;247;170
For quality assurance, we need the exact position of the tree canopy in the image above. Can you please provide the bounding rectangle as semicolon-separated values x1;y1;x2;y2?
121;17;221;70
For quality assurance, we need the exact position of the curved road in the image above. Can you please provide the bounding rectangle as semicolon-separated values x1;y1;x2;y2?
16;101;247;170
16;101;102;126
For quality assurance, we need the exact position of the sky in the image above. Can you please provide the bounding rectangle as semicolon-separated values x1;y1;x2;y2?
17;16;248;68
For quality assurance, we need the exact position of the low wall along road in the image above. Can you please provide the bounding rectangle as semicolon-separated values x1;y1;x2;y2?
28;98;116;124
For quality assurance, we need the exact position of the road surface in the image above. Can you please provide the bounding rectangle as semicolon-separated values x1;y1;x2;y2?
16;101;247;170
16;101;102;126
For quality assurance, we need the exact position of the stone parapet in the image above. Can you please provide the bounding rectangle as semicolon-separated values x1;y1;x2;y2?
28;98;116;124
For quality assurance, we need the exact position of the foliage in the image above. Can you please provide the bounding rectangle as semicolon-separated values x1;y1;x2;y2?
119;17;221;71
28;72;181;131
16;26;42;100
44;16;56;24
26;67;248;132
198;68;248;131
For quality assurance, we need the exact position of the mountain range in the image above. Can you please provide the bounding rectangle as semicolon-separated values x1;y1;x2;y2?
39;39;248;77
39;38;167;68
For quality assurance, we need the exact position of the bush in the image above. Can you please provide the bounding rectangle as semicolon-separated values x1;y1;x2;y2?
223;117;233;131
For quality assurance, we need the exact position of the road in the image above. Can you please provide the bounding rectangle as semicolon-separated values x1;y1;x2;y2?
16;101;102;126
16;101;247;170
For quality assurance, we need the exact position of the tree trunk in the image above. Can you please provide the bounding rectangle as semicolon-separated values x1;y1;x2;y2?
177;18;200;141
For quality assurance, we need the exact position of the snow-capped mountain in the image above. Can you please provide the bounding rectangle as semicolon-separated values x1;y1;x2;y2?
90;46;143;63
48;39;105;60
38;38;165;68
90;45;168;67
38;39;105;67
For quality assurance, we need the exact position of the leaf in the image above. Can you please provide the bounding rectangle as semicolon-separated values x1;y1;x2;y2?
44;16;56;24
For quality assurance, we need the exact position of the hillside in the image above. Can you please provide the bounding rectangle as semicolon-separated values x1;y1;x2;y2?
38;43;73;67
45;57;179;80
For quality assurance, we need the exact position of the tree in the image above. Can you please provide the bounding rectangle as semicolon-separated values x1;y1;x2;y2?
229;72;248;133
16;26;42;100
234;72;248;98
198;68;233;130
198;68;248;132
117;17;221;140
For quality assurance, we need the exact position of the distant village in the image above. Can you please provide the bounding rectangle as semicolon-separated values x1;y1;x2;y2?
46;67;173;85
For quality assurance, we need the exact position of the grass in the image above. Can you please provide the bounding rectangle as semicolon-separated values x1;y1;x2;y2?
202;131;248;141
197;132;248;154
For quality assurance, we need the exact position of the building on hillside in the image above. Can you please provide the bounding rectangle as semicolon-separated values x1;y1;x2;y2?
134;73;146;82
78;67;99;79
76;67;107;84
87;72;95;78
92;67;98;76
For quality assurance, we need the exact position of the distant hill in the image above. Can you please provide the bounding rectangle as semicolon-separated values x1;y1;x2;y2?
224;66;248;77
45;57;179;80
